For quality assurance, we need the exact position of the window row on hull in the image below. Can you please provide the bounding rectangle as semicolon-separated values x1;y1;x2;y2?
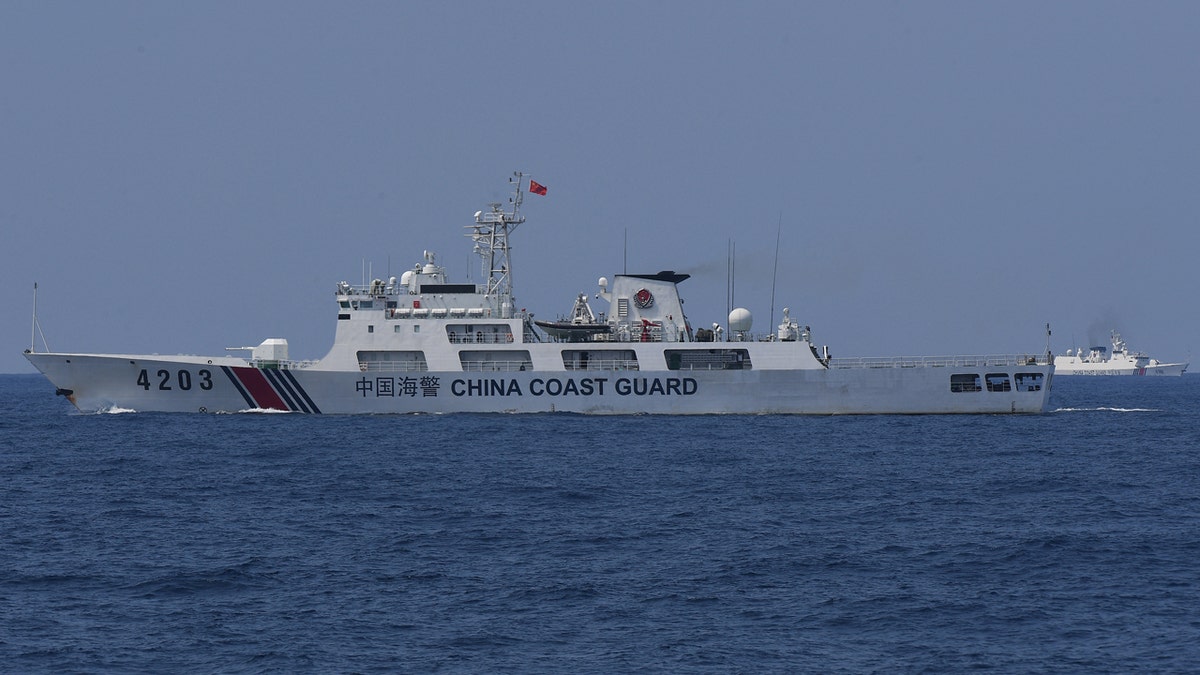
951;372;1045;393
353;351;1047;395
356;348;753;373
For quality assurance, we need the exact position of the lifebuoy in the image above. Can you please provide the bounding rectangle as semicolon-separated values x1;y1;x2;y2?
506;333;513;343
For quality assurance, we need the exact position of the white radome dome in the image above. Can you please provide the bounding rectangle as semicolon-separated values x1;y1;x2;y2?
729;308;753;332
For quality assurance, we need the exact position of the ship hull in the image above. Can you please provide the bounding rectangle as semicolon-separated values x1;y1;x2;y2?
1052;361;1188;376
26;351;1052;415
23;177;1058;417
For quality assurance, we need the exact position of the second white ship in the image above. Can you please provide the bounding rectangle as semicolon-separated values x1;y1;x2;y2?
1056;331;1188;376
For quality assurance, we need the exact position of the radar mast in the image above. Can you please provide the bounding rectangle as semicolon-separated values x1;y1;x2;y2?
467;172;527;316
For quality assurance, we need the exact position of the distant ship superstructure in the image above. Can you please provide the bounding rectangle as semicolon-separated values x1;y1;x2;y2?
1055;331;1187;376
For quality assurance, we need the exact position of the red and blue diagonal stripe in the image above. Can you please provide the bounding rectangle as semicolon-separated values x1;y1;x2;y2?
222;366;322;413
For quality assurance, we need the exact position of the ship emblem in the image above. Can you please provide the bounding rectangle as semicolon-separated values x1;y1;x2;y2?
634;288;654;309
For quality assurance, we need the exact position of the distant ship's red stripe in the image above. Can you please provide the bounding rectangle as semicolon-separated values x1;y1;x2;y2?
231;367;290;411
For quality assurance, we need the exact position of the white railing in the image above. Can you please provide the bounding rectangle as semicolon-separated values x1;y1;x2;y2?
449;333;516;344
460;360;534;372
563;360;641;371
672;362;750;371
339;282;489;295
357;361;429;372
251;359;319;370
826;354;1051;370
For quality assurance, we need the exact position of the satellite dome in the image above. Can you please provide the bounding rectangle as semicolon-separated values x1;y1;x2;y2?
729;308;753;332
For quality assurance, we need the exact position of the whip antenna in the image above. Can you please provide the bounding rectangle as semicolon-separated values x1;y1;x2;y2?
31;282;50;353
770;212;782;333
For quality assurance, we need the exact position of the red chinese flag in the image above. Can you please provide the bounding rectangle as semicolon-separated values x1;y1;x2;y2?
529;180;548;196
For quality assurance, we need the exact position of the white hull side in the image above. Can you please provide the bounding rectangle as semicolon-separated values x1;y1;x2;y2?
1053;359;1188;376
26;352;1052;415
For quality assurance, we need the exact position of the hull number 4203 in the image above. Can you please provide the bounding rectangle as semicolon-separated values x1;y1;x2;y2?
136;368;214;391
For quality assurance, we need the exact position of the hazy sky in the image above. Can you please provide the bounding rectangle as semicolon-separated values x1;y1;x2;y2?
4;1;1199;373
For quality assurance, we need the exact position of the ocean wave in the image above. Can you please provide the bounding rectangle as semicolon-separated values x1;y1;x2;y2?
1054;406;1160;413
98;406;138;414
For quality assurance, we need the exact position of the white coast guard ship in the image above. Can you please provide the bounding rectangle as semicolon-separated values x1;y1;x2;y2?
1055;331;1188;376
26;174;1054;414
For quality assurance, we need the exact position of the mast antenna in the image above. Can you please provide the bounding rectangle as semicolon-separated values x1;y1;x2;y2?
769;212;782;332
467;172;527;316
726;239;735;341
31;282;50;353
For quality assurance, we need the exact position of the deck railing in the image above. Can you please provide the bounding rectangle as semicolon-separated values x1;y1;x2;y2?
826;354;1052;370
251;359;318;370
459;360;535;372
563;359;641;371
357;361;430;372
448;333;517;344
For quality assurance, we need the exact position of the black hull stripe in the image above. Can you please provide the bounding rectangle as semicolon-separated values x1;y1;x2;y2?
264;368;306;414
281;368;321;414
221;366;257;408
277;369;316;414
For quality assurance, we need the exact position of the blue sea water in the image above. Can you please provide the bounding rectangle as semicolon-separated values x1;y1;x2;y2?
2;373;1198;673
